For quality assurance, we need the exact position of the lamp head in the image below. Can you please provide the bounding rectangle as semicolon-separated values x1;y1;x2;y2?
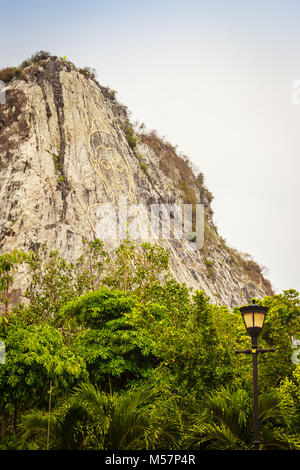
239;299;269;338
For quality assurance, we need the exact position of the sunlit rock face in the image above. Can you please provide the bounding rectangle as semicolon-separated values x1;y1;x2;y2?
0;57;273;308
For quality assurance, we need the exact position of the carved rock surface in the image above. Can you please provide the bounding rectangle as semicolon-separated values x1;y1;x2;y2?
0;58;273;308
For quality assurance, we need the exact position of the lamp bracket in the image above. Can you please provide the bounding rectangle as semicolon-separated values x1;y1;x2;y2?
235;348;275;355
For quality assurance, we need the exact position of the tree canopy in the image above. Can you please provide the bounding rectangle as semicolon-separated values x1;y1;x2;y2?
0;240;299;450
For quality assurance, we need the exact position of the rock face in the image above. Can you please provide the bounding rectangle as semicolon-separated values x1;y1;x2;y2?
0;57;273;308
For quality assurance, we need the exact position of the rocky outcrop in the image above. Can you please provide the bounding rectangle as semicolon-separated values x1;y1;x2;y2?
0;57;273;308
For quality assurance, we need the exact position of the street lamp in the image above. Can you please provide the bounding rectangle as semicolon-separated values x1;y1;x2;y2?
235;299;275;450
240;301;268;340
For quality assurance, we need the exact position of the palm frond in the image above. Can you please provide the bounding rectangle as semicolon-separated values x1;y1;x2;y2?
19;411;60;449
183;422;248;450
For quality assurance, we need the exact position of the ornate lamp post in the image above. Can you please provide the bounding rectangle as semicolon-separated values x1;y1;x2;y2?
235;300;275;450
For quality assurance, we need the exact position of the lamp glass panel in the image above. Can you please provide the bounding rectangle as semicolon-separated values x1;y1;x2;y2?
253;312;265;328
243;312;254;329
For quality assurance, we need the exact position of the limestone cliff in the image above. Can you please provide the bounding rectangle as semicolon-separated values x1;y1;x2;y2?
0;55;273;308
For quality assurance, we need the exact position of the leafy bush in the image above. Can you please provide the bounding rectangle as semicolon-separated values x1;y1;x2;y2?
136;152;148;174
123;121;137;149
100;85;117;100
140;130;194;182
196;172;204;186
183;386;300;450
27;50;52;64
0;67;26;83
78;66;97;81
0;50;52;83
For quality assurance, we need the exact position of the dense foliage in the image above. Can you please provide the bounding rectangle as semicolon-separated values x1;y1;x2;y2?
0;240;299;450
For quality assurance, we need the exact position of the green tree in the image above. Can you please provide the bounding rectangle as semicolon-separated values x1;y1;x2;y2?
0;250;27;322
127;290;235;403
259;289;300;388
277;366;300;435
24;248;75;322
19;407;89;450
104;239;136;293
20;383;178;450
104;240;170;296
0;318;87;438
59;288;155;389
74;239;109;295
183;386;300;450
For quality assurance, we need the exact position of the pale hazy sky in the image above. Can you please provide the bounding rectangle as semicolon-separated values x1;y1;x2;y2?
1;0;300;294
